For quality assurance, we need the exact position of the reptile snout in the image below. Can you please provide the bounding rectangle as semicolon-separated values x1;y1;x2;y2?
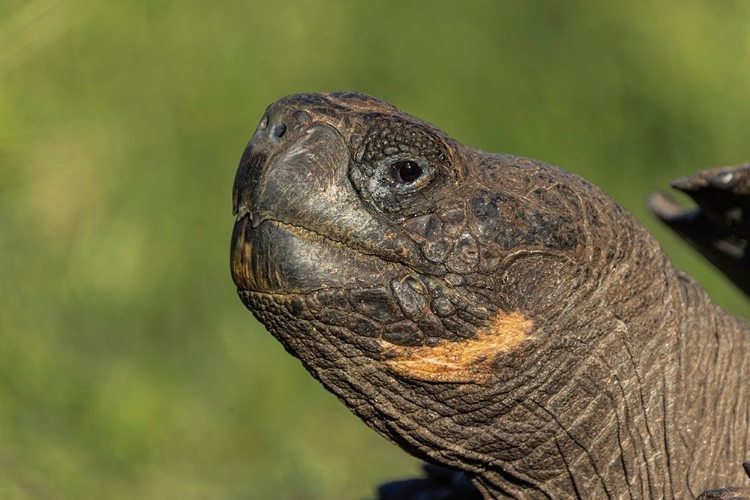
255;107;287;145
232;102;315;224
251;102;312;151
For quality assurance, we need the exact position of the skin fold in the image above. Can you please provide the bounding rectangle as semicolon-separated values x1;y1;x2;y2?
230;92;750;499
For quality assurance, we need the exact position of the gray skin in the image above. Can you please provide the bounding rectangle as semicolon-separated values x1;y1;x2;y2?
230;92;750;499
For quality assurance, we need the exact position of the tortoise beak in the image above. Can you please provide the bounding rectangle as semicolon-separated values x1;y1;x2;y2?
232;118;353;230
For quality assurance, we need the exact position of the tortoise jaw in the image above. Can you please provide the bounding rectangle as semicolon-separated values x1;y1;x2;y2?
230;214;407;295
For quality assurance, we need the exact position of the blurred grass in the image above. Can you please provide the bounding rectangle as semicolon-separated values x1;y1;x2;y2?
0;0;748;498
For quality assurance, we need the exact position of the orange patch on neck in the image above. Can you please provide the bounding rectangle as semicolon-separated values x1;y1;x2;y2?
381;311;534;383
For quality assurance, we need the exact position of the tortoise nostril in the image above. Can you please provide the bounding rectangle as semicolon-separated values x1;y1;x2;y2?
258;114;269;131
272;123;286;139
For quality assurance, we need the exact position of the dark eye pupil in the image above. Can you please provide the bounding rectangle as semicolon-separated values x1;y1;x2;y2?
395;161;422;183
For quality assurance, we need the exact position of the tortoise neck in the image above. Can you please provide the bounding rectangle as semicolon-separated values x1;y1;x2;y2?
667;274;750;496
468;270;750;499
473;305;682;498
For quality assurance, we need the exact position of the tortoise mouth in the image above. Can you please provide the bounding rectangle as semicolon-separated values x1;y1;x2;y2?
231;214;408;296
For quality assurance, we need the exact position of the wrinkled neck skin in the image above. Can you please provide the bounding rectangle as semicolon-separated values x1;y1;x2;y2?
231;94;750;499
669;276;750;499
466;251;750;499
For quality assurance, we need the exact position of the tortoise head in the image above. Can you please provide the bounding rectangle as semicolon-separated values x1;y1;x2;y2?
230;92;674;480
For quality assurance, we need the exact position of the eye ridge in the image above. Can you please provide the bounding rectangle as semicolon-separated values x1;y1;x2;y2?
394;160;423;184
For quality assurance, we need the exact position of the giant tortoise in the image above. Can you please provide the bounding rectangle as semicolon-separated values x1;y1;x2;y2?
230;92;749;499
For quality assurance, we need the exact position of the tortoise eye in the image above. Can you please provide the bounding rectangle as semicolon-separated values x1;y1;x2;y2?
394;160;423;184
364;157;436;212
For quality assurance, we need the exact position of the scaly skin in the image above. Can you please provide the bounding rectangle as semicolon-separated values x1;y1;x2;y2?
230;92;750;499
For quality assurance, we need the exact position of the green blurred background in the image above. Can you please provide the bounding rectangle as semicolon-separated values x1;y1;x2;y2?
1;1;748;498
